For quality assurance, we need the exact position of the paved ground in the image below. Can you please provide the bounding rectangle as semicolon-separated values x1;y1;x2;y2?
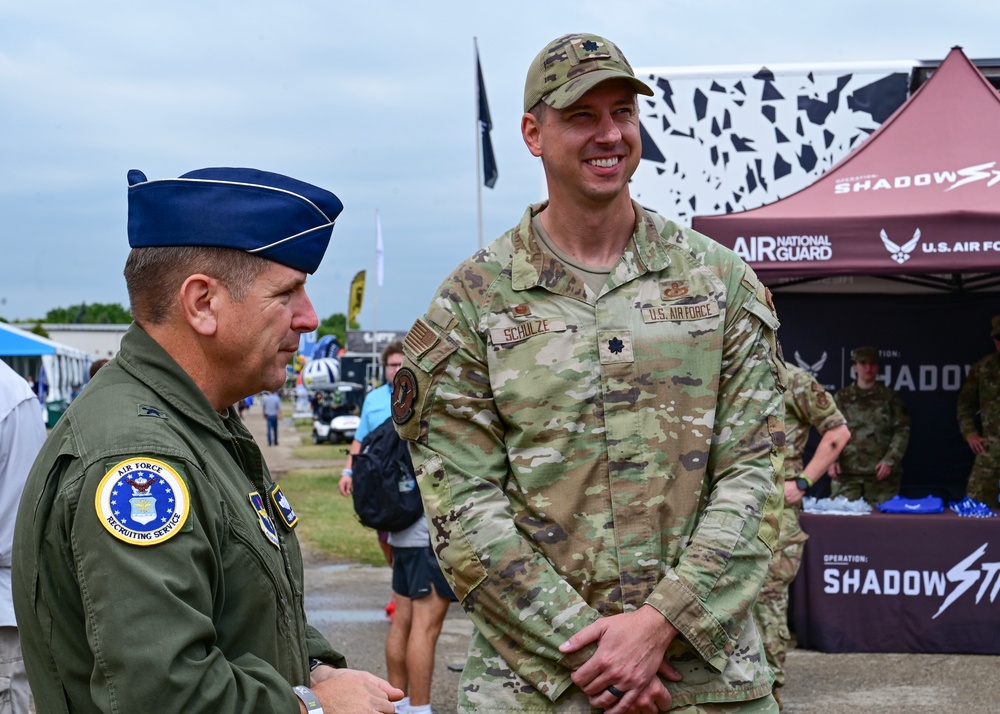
247;406;997;713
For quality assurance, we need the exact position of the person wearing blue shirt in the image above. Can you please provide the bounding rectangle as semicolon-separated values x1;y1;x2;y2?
339;345;399;563
355;380;393;444
339;342;456;714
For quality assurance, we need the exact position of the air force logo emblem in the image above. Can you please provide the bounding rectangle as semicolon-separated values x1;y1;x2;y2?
96;458;189;546
880;228;920;264
794;350;828;376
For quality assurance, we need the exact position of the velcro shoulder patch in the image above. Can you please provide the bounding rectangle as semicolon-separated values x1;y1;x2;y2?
404;318;439;360
396;315;459;443
404;317;457;372
269;483;298;530
96;457;190;546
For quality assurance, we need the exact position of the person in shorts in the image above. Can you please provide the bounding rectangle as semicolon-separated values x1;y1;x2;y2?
386;535;458;714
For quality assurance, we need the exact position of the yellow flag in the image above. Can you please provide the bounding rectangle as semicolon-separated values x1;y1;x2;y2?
348;270;366;326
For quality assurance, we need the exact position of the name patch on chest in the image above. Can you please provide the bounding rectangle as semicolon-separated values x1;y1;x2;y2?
489;318;567;345
641;300;720;324
95;457;190;546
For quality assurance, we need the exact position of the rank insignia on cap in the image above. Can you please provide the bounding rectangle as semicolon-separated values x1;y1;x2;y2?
248;491;281;548
95;458;190;546
269;484;298;529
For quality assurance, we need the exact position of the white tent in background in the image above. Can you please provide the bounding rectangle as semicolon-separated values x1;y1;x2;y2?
0;322;89;405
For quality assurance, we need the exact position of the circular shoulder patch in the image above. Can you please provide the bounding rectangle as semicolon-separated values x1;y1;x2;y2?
95;457;190;546
391;367;418;425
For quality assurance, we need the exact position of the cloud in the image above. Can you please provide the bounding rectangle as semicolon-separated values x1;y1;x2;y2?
1;0;997;327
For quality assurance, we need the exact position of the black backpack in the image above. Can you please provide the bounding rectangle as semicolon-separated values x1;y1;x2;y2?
351;418;423;532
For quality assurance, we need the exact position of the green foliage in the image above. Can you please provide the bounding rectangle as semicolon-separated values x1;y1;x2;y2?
43;302;132;324
317;312;349;346
28;323;49;338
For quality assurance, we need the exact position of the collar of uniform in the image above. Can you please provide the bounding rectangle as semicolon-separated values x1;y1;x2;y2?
509;201;672;295
115;323;234;438
627;201;673;273
509;202;588;301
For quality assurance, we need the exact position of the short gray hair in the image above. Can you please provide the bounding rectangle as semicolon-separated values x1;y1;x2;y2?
124;246;272;325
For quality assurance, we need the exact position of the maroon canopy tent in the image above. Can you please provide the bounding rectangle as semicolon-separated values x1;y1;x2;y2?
692;47;1000;289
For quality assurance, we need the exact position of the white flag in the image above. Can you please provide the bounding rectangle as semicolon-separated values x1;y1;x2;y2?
298;330;317;356
375;212;384;287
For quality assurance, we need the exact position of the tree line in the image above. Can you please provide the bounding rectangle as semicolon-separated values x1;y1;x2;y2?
6;303;351;346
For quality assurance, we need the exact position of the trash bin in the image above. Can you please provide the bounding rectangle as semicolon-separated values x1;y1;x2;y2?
46;399;67;429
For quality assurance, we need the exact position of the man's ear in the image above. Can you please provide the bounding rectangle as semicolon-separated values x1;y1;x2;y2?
522;112;543;158
179;274;221;336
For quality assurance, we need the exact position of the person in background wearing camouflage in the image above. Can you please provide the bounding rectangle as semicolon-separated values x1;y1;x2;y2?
392;33;785;714
755;362;850;710
956;315;1000;507
828;346;909;504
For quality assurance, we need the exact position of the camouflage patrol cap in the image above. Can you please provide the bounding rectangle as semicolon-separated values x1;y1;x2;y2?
991;315;1000;337
851;346;879;363
523;33;654;112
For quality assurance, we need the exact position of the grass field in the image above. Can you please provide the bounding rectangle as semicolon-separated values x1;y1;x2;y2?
291;443;350;460
277;418;387;565
278;467;388;566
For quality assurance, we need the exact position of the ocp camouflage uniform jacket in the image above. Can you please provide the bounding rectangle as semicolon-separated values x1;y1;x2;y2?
395;202;785;711
778;365;847;547
957;351;1000;441
834;382;909;475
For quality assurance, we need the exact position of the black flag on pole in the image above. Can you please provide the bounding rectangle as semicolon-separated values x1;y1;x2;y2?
477;51;498;188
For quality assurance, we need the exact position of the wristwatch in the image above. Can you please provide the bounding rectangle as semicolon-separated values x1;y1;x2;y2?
293;685;324;714
795;475;813;492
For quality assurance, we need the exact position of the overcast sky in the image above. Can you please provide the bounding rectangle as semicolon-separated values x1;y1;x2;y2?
2;0;997;332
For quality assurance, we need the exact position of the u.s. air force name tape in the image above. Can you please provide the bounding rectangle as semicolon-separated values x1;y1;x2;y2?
95;457;190;546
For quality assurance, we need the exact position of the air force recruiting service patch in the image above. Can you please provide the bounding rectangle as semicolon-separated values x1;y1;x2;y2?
95;458;190;546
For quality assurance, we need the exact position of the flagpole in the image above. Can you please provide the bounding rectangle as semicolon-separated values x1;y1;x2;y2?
475;37;484;251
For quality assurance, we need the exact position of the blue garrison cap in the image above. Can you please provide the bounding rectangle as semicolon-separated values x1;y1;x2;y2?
126;167;343;274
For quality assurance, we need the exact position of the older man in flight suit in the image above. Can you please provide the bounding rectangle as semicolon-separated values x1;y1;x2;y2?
13;168;402;714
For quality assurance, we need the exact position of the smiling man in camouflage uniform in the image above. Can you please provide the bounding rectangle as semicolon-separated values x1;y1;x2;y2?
392;33;785;713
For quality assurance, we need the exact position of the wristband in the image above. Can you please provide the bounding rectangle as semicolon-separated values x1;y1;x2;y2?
293;685;324;714
309;657;325;671
341;469;353;477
